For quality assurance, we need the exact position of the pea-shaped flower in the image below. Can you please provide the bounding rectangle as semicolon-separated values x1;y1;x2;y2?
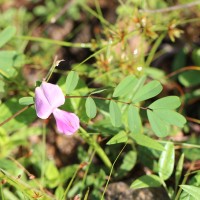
35;82;80;135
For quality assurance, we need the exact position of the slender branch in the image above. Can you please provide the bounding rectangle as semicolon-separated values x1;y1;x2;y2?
166;66;200;79
186;116;200;124
0;105;32;127
141;1;200;13
66;95;149;110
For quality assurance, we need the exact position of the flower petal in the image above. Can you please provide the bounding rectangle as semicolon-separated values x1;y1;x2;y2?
41;82;65;109
53;108;80;135
35;86;52;119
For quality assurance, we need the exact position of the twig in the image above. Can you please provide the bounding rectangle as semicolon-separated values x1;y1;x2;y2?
0;105;32;127
50;0;75;23
166;66;200;79
140;1;200;13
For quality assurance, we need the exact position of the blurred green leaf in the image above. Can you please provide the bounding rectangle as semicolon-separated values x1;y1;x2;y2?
0;26;16;48
119;150;137;171
192;48;200;66
128;106;142;134
66;71;79;94
175;153;184;190
158;142;174;180
131;133;164;151
147;110;169;137
154;109;186;128
107;131;128;145
132;80;163;103
85;97;97;118
180;185;200;200
178;71;200;87
45;162;59;180
109;101;122;127
149;96;181;110
131;174;162;189
18;97;34;106
55;186;64;200
113;75;136;97
0;51;17;78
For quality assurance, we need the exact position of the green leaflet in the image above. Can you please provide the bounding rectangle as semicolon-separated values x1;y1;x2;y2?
128;106;142;134
130;75;146;100
131;174;162;189
131;133;164;151
109;101;122;127
119;150;137;171
147;110;169;137
154;109;186;128
66;71;79;94
149;96;181;110
18;97;34;106
113;75;137;97
180;185;200;200
107;131;128;145
158;142;174;180
0;26;16;48
132;80;163;103
85;97;97;118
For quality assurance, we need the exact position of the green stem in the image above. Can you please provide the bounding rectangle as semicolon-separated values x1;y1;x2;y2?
61;166;80;200
145;33;166;67
174;162;195;200
79;127;112;168
100;143;127;200
41;123;46;186
15;35;92;48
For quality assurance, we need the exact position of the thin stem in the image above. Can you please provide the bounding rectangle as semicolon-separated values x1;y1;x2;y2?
174;162;195;200
41;123;46;186
45;56;58;82
61;165;80;200
66;95;149;110
146;33;166;67
166;66;200;79
0;105;32;127
15;35;92;48
100;143;127;200
140;1;200;13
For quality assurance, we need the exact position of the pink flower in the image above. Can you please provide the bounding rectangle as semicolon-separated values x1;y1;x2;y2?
35;82;80;135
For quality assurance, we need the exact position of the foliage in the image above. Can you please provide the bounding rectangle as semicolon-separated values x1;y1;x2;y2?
0;0;200;200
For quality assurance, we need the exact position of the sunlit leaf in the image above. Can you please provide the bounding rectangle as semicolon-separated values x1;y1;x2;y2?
147;110;169;137
149;96;181;110
131;174;162;189
0;26;16;48
109;101;122;127
113;75;136;97
132;80;163;103
131;133;164;151
158;142;174;180
66;71;79;94
107;131;128;145
180;185;200;200
128;106;142;134
154;109;186;128
85;97;97;118
18;97;34;106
